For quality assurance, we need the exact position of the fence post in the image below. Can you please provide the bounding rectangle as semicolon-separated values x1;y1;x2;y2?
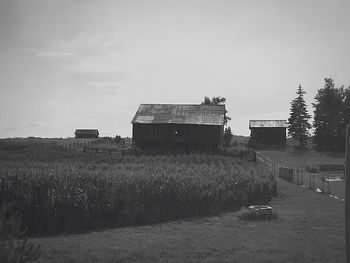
321;176;325;193
309;172;312;189
297;168;300;185
301;168;304;185
345;124;350;263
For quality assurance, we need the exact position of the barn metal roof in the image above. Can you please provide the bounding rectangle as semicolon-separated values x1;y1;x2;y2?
75;129;99;135
249;120;288;128
131;104;225;126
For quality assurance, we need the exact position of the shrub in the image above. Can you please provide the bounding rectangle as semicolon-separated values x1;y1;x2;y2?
0;204;41;263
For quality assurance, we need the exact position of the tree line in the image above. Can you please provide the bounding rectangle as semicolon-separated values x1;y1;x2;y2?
288;78;350;150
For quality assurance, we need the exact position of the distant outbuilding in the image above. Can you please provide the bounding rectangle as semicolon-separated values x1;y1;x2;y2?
249;120;288;147
75;129;99;138
131;104;226;152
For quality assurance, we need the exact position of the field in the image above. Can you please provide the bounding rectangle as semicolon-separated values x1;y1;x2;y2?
0;138;346;262
31;177;345;263
0;138;276;236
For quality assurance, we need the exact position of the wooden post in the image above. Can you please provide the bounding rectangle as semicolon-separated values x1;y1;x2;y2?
345;124;350;263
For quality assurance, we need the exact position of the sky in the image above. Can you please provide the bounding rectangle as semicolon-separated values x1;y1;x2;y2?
1;0;350;138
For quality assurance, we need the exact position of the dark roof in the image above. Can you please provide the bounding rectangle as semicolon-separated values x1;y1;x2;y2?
131;104;226;126
75;129;99;135
249;120;288;128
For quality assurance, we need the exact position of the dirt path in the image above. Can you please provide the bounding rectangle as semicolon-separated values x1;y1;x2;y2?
32;178;346;263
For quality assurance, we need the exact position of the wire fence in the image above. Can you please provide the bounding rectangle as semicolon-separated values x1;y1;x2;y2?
253;150;345;201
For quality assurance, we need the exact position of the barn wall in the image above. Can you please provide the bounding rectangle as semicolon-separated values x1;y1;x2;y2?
250;127;286;146
132;123;223;151
75;134;98;138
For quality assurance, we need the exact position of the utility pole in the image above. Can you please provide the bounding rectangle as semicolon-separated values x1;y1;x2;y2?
345;125;350;263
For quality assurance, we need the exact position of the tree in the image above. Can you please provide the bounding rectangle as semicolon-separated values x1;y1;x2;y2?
201;96;231;125
313;78;344;148
341;86;350;131
224;126;233;146
287;85;311;148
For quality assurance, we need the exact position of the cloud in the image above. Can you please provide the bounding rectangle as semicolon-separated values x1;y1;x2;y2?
35;101;67;112
35;32;124;74
36;50;78;60
2;127;18;131
88;81;120;94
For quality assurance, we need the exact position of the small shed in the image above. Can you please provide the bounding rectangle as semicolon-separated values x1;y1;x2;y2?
74;129;99;138
131;104;226;152
249;120;288;147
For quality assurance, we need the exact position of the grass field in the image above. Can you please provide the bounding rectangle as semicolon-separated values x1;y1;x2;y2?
30;177;345;263
1;138;346;262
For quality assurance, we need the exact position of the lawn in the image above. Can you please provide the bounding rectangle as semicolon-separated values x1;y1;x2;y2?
31;177;345;262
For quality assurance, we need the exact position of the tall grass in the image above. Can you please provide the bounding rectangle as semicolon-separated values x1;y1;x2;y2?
0;140;276;236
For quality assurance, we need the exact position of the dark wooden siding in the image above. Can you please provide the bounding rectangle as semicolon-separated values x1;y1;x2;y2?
75;134;98;138
133;123;223;151
249;127;286;146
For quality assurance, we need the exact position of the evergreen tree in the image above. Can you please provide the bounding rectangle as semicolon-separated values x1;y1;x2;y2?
313;78;344;148
287;84;311;148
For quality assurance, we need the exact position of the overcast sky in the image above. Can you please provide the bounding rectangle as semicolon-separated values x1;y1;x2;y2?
1;0;349;138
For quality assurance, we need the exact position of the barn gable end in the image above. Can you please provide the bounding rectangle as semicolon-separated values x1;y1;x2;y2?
249;120;288;147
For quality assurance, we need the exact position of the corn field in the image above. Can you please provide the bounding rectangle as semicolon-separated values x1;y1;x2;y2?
0;140;276;236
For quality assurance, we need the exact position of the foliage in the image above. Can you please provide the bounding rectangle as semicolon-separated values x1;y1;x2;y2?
288;85;311;148
201;96;231;125
115;135;122;143
313;78;345;148
0;141;276;236
224;127;233;146
341;86;350;130
0;204;41;263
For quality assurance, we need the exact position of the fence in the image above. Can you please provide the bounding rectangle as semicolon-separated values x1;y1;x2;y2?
65;140;128;156
252;150;344;200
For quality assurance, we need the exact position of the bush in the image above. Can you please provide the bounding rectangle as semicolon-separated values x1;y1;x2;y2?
0;204;40;263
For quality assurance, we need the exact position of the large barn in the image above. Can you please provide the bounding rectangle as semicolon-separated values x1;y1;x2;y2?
131;104;226;152
249;120;288;147
74;129;99;138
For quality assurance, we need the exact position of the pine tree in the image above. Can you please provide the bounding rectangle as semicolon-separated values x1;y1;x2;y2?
313;78;344;148
288;84;311;148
